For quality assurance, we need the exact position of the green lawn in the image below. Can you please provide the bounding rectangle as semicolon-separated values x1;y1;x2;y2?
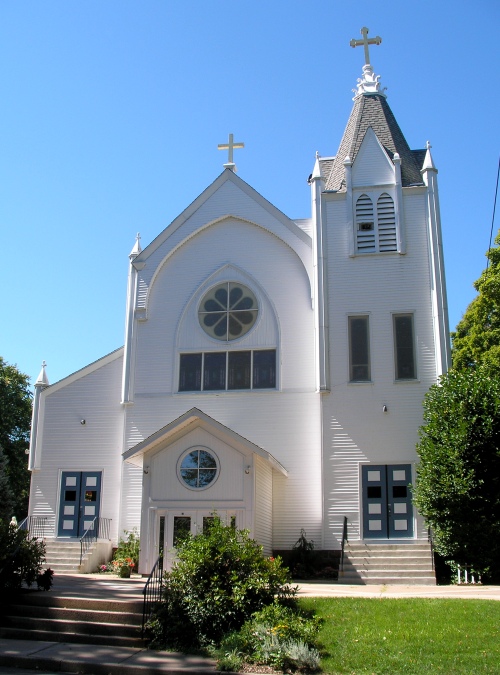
299;597;500;675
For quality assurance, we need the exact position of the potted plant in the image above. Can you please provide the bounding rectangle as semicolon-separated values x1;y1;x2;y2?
111;557;135;578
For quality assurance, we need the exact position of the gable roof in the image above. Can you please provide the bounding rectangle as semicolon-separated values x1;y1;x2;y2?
133;169;310;268
322;93;425;192
123;407;288;476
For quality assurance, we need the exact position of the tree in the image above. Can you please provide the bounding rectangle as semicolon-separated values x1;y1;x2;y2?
0;358;32;520
452;230;500;372
413;366;500;578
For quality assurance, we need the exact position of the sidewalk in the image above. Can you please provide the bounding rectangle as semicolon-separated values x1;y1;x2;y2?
0;574;499;675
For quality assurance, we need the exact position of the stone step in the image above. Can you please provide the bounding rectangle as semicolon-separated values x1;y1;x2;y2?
4;604;142;626
339;574;437;585
1;592;146;650
0;626;144;648
339;540;435;585
10;594;143;614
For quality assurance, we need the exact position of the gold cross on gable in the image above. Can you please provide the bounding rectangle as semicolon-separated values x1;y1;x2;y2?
350;27;382;66
218;133;244;167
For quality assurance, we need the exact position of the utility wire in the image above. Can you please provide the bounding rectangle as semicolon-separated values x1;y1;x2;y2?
486;156;500;269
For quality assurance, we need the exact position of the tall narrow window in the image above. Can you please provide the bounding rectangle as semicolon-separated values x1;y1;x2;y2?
393;314;416;380
179;353;202;391
204;352;226;390
349;316;370;381
253;350;276;389
377;193;397;252
356;194;375;253
228;351;251;390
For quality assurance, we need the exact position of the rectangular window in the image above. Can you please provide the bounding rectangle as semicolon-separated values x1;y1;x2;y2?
179;350;276;392
349;316;370;381
179;353;202;391
394;314;416;379
204;352;226;390
228;351;251;390
253;349;276;388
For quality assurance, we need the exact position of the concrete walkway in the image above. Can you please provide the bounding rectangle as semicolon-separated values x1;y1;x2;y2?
0;574;499;675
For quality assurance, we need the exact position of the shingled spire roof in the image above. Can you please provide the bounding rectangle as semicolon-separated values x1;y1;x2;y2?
322;92;425;192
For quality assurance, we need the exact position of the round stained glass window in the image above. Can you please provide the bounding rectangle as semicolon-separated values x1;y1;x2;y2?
199;283;258;341
179;448;218;490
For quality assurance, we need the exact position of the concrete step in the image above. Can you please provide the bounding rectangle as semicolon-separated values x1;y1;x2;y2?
3;604;142;626
0;592;146;650
0;625;144;648
340;541;435;585
339;575;437;585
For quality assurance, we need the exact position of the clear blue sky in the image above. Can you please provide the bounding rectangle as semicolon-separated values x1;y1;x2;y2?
1;1;499;385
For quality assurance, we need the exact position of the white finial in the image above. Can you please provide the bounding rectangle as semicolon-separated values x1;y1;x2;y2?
422;141;437;171
311;151;322;180
218;133;244;172
350;27;386;99
130;232;142;258
36;361;49;387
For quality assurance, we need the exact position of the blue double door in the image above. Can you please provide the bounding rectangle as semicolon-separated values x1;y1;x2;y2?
57;471;102;537
362;464;413;539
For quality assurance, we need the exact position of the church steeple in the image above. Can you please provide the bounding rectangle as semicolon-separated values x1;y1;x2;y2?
322;28;425;192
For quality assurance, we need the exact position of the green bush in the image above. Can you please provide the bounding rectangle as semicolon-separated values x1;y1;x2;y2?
215;603;321;672
148;517;296;649
0;522;50;591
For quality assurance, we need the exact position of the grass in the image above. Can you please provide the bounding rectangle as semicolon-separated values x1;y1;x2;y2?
299;597;500;674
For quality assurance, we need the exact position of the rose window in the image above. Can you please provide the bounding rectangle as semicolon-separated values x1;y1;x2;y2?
198;283;258;341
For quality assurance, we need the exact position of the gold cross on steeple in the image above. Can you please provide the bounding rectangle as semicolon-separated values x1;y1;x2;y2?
218;133;244;171
350;27;382;66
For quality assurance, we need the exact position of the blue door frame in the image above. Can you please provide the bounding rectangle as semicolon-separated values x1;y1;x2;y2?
57;471;102;537
362;464;413;539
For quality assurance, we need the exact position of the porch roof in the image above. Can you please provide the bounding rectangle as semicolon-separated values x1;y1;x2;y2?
123;407;288;476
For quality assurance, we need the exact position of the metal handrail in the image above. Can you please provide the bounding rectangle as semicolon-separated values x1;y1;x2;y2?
340;516;348;575
18;516;48;539
427;527;435;570
142;556;164;635
79;517;112;564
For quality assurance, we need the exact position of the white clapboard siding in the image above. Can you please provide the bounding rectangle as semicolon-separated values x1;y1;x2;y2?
29;353;124;545
322;187;439;545
125;391;322;550
133;218;314;396
254;455;273;556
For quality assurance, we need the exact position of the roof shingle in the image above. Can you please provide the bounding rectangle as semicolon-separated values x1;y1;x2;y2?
324;94;425;191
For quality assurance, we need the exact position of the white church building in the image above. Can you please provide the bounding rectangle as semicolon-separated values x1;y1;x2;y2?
27;30;450;578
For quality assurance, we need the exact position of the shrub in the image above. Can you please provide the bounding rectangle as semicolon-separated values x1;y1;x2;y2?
149;517;296;649
0;522;51;591
215;602;321;671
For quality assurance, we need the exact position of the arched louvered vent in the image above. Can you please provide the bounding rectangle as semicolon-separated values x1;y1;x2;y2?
356;194;375;253
377;193;397;252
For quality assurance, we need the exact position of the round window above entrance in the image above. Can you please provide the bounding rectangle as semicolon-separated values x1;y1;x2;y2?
198;282;258;341
178;447;219;490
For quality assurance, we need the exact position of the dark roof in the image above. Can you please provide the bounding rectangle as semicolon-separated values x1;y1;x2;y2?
323;94;425;191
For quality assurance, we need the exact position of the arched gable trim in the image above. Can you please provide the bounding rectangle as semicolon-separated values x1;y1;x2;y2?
137;215;313;319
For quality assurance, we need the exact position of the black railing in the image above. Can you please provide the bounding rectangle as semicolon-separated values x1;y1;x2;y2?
340;516;348;575
142;556;164;635
427;527;435;571
80;517;112;564
18;516;49;539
